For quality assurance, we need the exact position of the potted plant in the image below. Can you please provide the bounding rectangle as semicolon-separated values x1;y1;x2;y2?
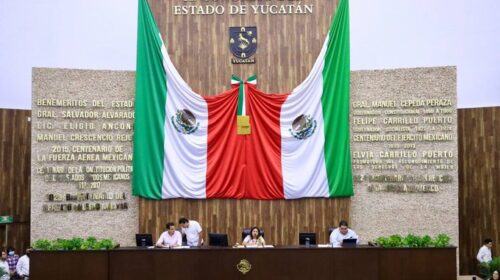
0;266;7;279
32;237;118;251
373;233;451;248
480;257;500;279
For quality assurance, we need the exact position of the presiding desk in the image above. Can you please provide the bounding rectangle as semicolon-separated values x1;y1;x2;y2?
31;246;456;280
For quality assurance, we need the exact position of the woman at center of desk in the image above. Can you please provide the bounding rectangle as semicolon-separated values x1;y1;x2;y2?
243;227;266;246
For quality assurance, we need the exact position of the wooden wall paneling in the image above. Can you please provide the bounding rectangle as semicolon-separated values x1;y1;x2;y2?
0;223;30;252
458;107;500;275
0;109;31;253
139;198;350;246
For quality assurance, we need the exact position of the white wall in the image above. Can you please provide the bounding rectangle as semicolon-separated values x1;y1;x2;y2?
350;0;500;109
0;0;137;109
1;0;499;109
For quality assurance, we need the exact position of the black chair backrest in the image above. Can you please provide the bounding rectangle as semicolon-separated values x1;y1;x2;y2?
241;228;265;241
182;233;187;246
328;227;336;237
208;233;229;247
299;232;317;245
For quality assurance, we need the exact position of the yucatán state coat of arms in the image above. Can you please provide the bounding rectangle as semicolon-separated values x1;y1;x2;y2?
229;26;257;64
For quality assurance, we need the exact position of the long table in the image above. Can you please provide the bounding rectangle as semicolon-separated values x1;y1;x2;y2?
31;246;456;280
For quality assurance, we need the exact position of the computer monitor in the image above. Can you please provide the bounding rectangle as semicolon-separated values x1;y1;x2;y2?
342;238;357;247
208;233;229;247
135;234;153;247
299;233;317;245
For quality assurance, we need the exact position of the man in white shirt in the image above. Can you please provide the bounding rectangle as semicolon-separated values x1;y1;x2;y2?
329;220;360;247
15;247;31;279
0;250;10;280
477;238;493;263
156;222;183;248
179;217;203;246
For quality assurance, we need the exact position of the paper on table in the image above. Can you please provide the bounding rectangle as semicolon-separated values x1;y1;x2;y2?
173;246;191;249
233;245;274;248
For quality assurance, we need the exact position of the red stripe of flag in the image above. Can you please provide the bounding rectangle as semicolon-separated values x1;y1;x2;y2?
204;85;289;199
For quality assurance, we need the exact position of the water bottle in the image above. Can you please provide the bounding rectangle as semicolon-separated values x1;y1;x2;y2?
305;237;310;247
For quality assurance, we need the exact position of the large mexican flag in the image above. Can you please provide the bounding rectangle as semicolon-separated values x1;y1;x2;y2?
132;0;352;199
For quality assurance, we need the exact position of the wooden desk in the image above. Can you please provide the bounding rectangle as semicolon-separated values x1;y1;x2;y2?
31;246;456;280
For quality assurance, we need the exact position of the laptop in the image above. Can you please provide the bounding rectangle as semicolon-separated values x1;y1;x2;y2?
342;238;357;248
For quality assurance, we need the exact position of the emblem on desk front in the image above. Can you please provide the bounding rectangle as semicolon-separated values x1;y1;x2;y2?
230;27;257;64
236;259;252;275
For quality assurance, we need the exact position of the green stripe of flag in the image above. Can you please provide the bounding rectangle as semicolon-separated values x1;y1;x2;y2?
132;0;167;199
321;0;353;197
246;74;257;83
231;74;246;116
233;74;256;116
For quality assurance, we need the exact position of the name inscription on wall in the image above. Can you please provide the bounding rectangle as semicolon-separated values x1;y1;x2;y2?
351;98;456;193
33;98;134;213
173;0;314;15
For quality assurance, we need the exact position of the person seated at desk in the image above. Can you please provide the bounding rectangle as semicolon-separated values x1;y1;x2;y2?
329;220;359;247
179;217;203;246
242;227;266;246
156;222;182;248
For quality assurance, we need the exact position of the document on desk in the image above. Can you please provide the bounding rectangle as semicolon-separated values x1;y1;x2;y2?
233;245;274;248
317;244;331;248
244;245;275;248
172;246;191;249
